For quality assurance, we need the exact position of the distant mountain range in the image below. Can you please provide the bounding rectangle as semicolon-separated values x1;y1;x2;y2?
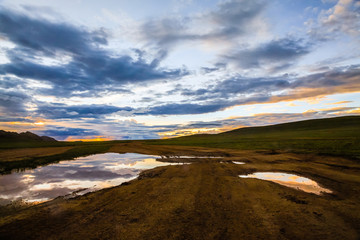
0;130;57;142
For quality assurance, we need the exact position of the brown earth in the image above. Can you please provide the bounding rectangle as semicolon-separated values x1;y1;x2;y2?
0;147;74;162
0;142;359;240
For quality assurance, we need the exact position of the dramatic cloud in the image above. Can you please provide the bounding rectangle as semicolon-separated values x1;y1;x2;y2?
139;66;360;115
36;104;133;119
38;127;100;140
143;102;228;115
207;0;267;39
0;8;188;97
224;38;311;71
201;63;227;74
140;96;269;115
2;64;359;121
141;0;267;49
309;0;360;40
36;119;176;140
0;88;30;115
0;8;107;55
140;1;310;73
0;117;33;123
26;65;359;119
0;1;359;140
96;120;169;140
181;77;289;99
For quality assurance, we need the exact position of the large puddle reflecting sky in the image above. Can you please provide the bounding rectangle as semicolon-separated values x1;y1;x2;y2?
0;153;183;205
239;172;332;195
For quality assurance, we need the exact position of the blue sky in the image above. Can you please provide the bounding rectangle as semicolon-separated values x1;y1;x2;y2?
0;0;359;140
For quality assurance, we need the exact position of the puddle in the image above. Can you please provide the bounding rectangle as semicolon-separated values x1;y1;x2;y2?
220;161;245;164
0;153;184;205
239;172;332;195
232;161;245;164
160;155;223;159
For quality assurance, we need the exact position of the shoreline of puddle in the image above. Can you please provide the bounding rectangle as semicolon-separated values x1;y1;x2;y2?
239;172;332;195
0;153;333;207
0;153;201;206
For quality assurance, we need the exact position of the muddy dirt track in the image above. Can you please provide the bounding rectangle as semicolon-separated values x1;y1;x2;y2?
0;143;359;240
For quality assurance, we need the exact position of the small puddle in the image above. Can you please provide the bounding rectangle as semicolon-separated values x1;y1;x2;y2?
0;153;185;205
239;172;332;195
160;155;223;159
220;161;245;164
232;161;245;164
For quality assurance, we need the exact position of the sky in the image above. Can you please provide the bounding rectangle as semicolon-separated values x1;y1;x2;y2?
0;0;359;140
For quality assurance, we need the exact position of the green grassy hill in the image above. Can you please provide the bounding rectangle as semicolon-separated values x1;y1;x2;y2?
147;116;360;158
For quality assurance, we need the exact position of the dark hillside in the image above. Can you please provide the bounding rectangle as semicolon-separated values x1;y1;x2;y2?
147;116;360;157
0;130;57;142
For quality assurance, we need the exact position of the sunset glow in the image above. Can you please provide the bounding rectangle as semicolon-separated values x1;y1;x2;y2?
65;136;114;142
0;0;359;140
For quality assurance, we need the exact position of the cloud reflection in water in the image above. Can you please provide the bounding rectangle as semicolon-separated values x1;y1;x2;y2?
0;153;181;205
239;172;332;195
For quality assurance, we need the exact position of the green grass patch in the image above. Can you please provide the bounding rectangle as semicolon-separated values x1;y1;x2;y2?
146;116;360;158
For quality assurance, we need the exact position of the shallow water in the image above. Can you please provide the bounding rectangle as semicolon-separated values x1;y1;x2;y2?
0;153;184;205
232;161;245;164
160;155;223;159
239;172;332;195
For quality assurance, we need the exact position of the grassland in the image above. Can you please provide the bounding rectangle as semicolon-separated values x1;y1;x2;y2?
0;116;359;239
147;116;360;158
